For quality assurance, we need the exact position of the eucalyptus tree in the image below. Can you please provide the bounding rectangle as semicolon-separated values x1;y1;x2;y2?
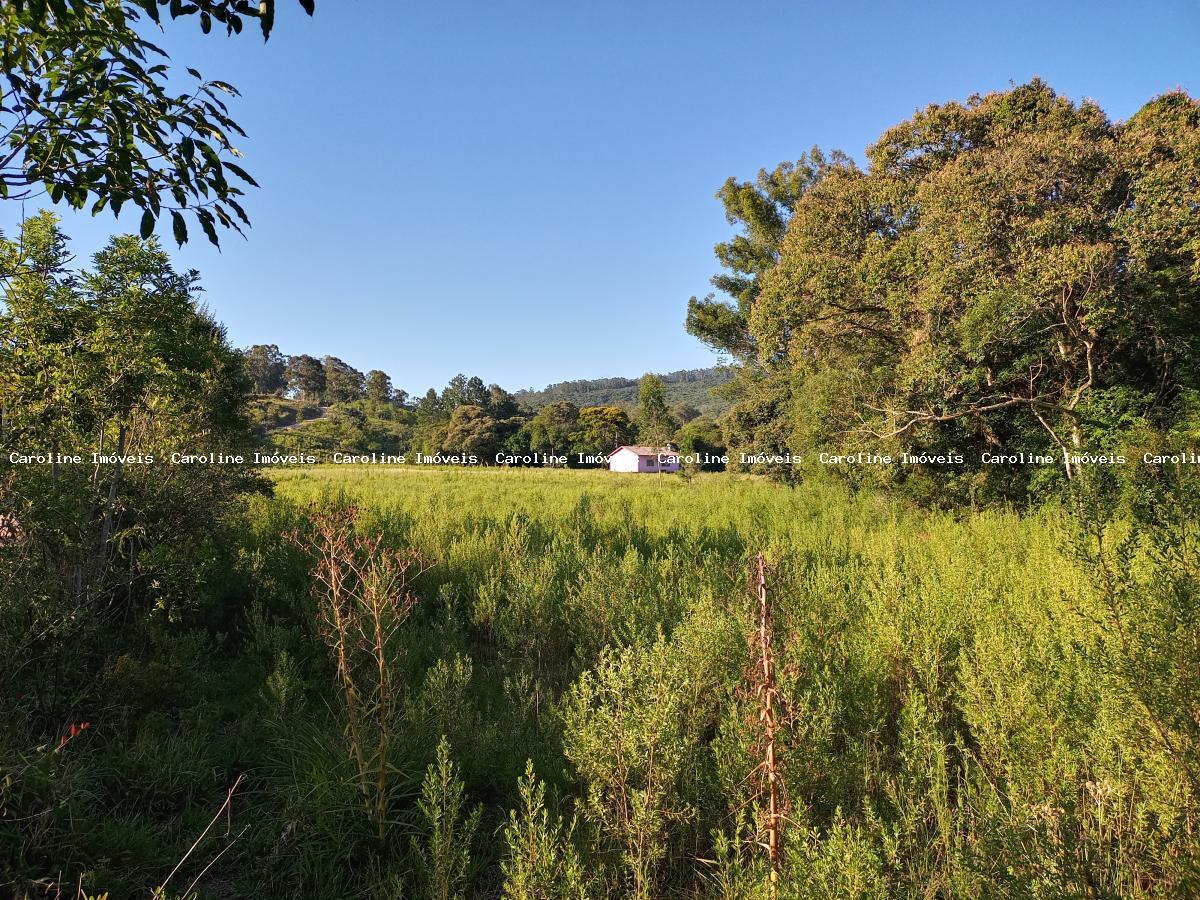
323;355;365;403
243;343;288;394
285;353;325;402
365;369;393;404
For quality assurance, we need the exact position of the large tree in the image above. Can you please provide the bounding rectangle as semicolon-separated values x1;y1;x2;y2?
441;374;489;410
486;383;519;418
442;404;500;461
1;1;319;246
685;150;853;364
0;212;257;666
323;355;365;403
527;400;580;453
698;82;1200;493
365;369;393;404
285;353;325;402
242;343;288;395
636;374;675;446
576;405;634;452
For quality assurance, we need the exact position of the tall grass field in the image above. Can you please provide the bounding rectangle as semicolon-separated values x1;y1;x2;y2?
6;465;1198;898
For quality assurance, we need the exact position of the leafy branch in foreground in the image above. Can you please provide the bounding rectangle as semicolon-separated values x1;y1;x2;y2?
1;0;317;245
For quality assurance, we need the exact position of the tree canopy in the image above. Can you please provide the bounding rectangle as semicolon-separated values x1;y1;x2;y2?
699;82;1200;497
1;0;317;245
0;211;257;619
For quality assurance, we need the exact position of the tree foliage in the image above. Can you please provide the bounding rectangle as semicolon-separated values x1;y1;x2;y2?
443;405;501;460
636;374;674;446
0;212;258;723
242;343;287;395
285;353;325;402
365;369;394;404
700;82;1200;497
527;401;579;453
0;0;318;245
686;150;853;363
323;355;365;404
576;405;634;453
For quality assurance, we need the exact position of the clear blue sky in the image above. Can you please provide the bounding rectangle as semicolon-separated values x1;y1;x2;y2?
5;0;1198;395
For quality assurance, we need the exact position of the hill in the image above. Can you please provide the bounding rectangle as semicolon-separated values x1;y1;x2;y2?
514;367;732;414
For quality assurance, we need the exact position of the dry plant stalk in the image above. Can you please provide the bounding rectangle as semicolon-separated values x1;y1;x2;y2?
752;551;783;898
289;505;430;844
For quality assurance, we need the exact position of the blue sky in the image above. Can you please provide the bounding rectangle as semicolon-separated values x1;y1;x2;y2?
5;0;1198;395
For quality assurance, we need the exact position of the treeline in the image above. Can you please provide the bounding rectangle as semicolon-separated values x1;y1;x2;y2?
243;348;727;464
242;346;729;421
690;81;1200;502
240;344;408;406
513;367;732;414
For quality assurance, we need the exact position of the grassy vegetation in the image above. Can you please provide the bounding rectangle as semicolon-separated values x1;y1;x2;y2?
7;465;1197;897
246;396;325;435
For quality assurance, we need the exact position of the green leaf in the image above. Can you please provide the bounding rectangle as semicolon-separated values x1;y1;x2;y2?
223;161;259;187
171;210;188;246
226;198;251;226
197;209;221;247
298;0;315;14
139;0;161;24
140;209;155;239
259;0;274;40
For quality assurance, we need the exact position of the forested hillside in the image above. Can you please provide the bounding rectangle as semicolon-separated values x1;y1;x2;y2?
242;361;727;465
514;367;732;414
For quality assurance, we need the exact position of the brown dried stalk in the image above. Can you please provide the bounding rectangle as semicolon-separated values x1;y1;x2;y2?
288;505;431;844
752;551;783;898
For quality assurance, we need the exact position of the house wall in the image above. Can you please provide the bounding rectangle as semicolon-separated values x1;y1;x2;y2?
609;450;681;473
648;454;681;473
637;455;660;473
609;449;641;472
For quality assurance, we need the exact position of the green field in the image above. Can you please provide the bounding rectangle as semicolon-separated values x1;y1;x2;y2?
6;465;1198;897
236;466;1193;897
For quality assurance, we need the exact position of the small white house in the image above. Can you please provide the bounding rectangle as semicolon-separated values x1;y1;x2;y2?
608;445;681;474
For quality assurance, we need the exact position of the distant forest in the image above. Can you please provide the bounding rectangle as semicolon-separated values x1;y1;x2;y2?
241;346;730;417
514;368;732;414
235;345;727;463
